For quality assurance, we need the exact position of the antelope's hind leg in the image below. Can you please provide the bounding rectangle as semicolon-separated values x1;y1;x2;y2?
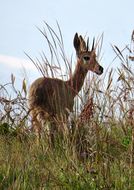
30;108;52;143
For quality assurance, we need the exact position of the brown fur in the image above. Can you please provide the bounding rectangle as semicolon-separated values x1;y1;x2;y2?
28;33;103;137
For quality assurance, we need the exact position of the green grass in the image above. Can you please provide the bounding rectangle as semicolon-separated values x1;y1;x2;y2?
0;120;134;190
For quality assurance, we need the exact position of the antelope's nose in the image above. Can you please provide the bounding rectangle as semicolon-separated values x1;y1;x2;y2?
99;66;103;74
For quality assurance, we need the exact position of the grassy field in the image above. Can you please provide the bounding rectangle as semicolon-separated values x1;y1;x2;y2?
0;26;134;189
0;123;133;190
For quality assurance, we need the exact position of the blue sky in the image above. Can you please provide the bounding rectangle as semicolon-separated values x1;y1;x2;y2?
0;0;134;86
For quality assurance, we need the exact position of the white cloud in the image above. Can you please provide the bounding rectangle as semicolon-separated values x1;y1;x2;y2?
0;54;37;70
0;54;41;86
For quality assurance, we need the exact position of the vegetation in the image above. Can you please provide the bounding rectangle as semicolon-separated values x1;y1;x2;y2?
0;25;134;189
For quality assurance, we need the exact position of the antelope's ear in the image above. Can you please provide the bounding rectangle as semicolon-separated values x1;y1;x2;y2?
73;33;80;55
79;35;87;51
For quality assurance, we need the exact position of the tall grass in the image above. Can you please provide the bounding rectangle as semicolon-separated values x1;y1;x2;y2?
0;25;134;189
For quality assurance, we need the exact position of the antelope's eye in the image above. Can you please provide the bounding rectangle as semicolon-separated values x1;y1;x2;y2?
83;56;90;61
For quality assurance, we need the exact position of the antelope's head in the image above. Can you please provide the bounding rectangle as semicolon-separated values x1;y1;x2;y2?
73;33;103;75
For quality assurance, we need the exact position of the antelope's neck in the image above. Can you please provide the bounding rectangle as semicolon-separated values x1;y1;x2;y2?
67;60;88;95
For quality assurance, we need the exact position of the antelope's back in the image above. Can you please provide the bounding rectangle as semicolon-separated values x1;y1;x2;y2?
28;77;74;117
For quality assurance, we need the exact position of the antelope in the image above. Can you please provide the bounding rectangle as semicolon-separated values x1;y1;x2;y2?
28;33;103;139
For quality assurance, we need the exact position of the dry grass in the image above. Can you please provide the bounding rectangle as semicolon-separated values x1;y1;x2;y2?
0;25;134;189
